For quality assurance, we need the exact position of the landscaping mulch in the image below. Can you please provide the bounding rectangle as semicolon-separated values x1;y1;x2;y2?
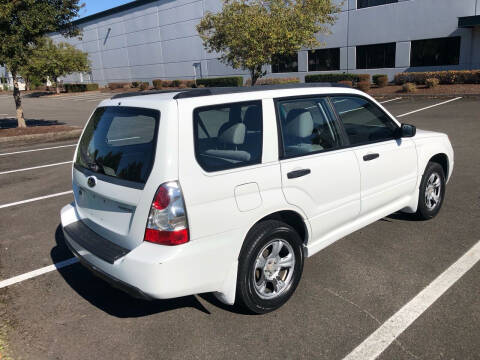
367;84;480;96
0;125;80;138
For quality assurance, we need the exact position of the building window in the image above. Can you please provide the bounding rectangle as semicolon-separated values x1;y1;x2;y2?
410;37;461;67
308;48;340;71
357;0;398;9
272;54;298;73
356;42;396;69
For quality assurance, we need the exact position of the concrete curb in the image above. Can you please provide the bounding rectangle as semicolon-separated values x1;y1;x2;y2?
0;129;82;145
373;93;480;99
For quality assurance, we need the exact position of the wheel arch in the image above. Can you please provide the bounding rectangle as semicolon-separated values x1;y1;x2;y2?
428;153;449;180
244;209;310;248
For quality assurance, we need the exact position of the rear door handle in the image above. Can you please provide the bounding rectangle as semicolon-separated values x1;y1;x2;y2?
287;169;311;179
363;153;380;161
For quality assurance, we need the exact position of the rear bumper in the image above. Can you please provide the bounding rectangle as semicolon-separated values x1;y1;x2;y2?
60;203;242;303
64;237;152;300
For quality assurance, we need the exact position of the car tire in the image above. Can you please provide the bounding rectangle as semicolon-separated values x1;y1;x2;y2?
416;162;446;220
236;220;304;314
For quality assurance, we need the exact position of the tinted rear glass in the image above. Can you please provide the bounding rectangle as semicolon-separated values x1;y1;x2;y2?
75;106;159;184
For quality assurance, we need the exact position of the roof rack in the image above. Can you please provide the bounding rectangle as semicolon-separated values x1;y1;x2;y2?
111;89;186;100
110;82;350;100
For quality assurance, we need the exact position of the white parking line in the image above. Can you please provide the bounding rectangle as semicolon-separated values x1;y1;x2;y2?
396;97;462;118
0;257;78;289
379;97;401;104
0;190;73;209
0;144;76;156
343;239;480;360
0;161;72;175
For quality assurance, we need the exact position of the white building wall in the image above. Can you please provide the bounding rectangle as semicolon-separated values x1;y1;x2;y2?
50;0;479;85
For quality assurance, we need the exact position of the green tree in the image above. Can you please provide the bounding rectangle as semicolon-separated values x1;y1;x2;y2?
197;0;340;86
0;0;82;127
20;38;90;94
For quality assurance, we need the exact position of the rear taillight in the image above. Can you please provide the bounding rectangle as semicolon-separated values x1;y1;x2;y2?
144;181;189;246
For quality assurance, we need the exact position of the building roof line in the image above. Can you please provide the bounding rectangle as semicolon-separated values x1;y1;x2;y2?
73;0;159;26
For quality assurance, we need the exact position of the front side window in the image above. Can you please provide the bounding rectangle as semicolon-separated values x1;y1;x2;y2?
331;96;397;145
194;101;263;172
277;97;342;158
356;42;396;69
272;53;298;73
75;106;159;184
308;48;340;72
411;37;461;67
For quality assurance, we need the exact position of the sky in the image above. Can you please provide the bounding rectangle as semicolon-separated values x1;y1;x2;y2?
78;0;134;18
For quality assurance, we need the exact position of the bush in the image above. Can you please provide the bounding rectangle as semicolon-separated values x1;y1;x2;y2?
196;76;244;87
373;74;388;88
244;77;300;86
394;70;480;85
108;82;130;90
64;83;99;92
139;82;149;91
425;78;440;88
152;79;163;89
402;83;417;93
131;81;140;88
356;81;371;92
337;80;353;87
305;73;371;84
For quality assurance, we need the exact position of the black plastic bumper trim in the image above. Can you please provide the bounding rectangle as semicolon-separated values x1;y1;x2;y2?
63;220;130;264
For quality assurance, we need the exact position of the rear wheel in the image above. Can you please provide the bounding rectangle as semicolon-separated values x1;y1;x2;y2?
236;220;304;314
416;162;446;220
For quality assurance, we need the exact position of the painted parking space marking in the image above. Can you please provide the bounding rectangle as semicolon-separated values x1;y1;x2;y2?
343;239;480;360
379;97;402;104
396;97;462;118
0;144;76;156
0;161;72;175
0;257;78;289
0;190;73;210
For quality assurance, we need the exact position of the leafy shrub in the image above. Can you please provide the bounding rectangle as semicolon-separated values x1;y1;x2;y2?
196;76;244;87
244;77;300;86
356;81;370;92
395;70;480;85
108;82;130;90
305;73;371;84
402;83;417;93
161;80;173;87
425;78;440;88
373;74;388;88
152;79;163;89
64;83;99;92
139;82;149;91
337;80;353;87
131;81;140;88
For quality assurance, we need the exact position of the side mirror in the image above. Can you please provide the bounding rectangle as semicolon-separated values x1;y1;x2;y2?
397;123;416;138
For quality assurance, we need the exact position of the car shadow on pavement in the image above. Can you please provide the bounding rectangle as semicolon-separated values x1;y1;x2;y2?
0;118;65;128
51;225;211;317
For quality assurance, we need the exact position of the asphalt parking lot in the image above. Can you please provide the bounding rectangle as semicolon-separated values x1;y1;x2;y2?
0;94;479;359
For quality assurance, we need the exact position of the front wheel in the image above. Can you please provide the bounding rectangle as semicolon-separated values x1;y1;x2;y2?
416;162;446;220
236;220;304;314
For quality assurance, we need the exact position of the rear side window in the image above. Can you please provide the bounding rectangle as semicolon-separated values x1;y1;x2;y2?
75;106;159;184
194;101;263;172
331;96;397;145
276;97;342;157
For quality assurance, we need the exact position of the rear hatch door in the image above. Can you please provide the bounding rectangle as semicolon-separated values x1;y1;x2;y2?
73;105;162;250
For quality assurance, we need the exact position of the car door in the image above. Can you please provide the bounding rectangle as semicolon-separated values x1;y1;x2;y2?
330;96;418;215
276;96;361;246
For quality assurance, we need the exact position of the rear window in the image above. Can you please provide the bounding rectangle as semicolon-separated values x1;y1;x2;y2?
75;106;160;184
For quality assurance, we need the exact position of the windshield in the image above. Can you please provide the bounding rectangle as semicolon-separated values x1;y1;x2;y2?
75;106;160;184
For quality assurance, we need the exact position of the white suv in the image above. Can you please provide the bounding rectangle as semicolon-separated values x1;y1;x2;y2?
61;84;454;313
